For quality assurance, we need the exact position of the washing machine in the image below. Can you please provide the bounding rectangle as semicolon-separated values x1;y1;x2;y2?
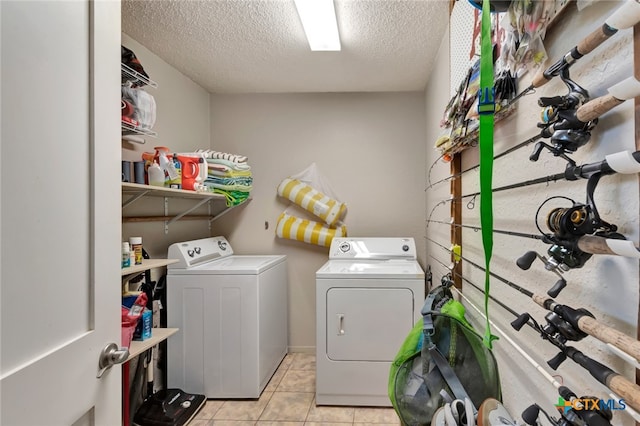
166;236;288;399
316;237;425;407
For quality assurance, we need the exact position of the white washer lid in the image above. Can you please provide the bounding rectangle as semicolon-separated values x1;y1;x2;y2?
168;255;286;275
316;259;424;279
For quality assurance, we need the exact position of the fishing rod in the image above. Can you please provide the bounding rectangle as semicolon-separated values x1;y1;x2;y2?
522;385;614;426
448;274;624;426
429;254;537;330
511;311;640;413
426;236;640;363
517;150;640;289
426;170;567;224
427;219;543;241
427;133;542;189
427;149;640;229
509;0;640;105
530;75;640;164
437;256;634;425
431;236;640;411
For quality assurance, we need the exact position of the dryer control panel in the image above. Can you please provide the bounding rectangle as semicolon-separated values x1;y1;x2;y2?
329;237;416;260
168;236;234;269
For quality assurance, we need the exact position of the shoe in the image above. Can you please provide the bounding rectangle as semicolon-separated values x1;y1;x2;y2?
477;398;518;426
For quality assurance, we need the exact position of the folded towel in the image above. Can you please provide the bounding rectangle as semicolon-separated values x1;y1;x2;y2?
208;169;252;178
206;158;251;171
212;188;251;207
201;150;248;164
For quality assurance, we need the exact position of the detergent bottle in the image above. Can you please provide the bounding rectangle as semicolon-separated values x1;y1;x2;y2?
176;155;200;191
198;155;208;181
157;149;178;187
148;161;165;187
168;153;182;189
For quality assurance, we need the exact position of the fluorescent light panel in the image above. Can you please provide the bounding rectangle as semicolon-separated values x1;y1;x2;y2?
294;0;341;51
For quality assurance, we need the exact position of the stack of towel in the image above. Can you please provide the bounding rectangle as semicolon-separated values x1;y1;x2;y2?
199;150;252;206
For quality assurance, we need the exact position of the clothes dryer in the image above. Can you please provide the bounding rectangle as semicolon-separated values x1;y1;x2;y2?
166;236;287;398
315;237;425;406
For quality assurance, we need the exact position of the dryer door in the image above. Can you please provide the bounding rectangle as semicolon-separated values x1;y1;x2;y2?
326;287;414;361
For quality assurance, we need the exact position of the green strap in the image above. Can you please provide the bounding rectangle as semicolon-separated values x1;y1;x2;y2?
478;0;499;349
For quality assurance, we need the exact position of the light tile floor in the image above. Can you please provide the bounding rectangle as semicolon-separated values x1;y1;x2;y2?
189;353;401;426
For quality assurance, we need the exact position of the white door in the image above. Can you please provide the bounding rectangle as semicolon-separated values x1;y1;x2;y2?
1;1;122;425
326;287;414;361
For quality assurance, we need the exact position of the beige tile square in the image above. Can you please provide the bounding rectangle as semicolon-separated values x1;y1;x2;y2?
213;392;273;421
257;422;304;426
280;353;295;369
304;423;352;426
289;353;316;371
211;421;256;426
306;400;354;423
264;365;287;393
259;392;314;421
195;400;225;419
187;420;211;426
353;407;400;424
277;369;315;393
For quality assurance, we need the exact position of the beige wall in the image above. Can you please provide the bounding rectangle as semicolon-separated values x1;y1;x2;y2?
121;33;212;261
209;92;427;351
426;3;637;423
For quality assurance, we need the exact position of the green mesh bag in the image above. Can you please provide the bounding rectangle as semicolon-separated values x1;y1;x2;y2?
388;280;501;425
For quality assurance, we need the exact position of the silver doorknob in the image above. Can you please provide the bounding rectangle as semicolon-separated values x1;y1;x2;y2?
97;342;129;378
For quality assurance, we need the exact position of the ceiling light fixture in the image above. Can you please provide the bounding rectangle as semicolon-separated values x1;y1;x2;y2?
294;0;341;51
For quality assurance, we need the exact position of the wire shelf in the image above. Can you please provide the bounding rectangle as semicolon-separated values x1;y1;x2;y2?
121;120;157;138
121;63;158;89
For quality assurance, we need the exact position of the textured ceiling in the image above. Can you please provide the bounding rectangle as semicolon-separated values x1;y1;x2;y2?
122;0;450;94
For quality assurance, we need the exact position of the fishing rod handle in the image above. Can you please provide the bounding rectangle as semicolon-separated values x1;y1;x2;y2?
576;24;617;57
567;347;640;412
577;77;640;122
577;235;640;258
576;94;623;122
607;374;640;412
578;316;640;363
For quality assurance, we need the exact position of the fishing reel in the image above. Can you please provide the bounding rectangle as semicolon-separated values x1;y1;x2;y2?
522;386;613;426
517;174;621;296
530;69;597;164
511;307;589;350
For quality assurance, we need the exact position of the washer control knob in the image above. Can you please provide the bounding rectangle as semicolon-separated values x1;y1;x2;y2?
218;241;227;250
194;247;201;254
402;245;409;252
187;249;195;257
339;242;351;253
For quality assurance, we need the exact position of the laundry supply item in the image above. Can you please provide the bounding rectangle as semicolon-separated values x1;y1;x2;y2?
277;178;347;226
176;155;200;191
129;237;143;265
122;242;131;268
168;153;182;189
275;212;346;247
148;161;165;187
133;309;152;341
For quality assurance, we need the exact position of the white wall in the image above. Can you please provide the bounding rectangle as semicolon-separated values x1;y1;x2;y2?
209;92;427;351
121;33;212;260
426;2;637;424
